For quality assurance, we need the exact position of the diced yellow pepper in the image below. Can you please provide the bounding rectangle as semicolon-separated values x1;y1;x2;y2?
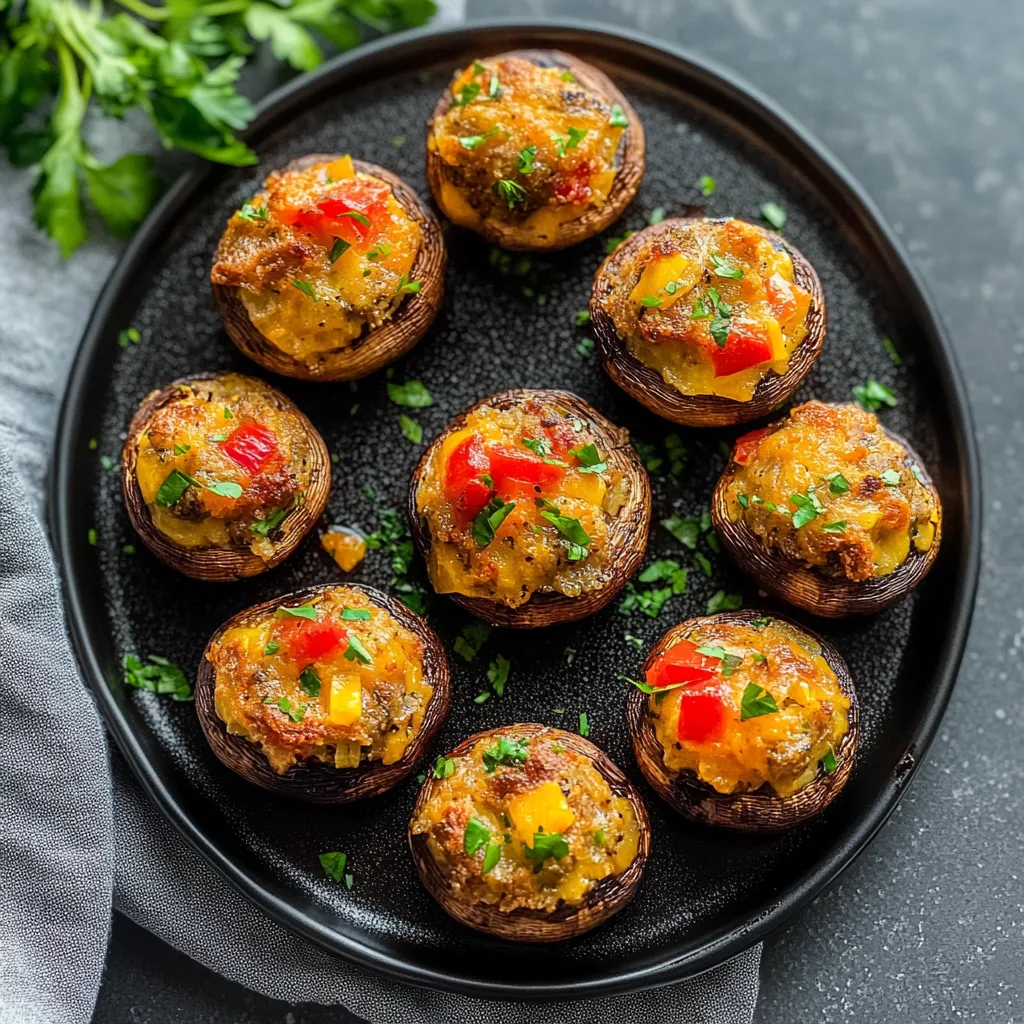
325;155;354;181
507;781;575;846
328;673;362;726
559;471;607;505
629;255;700;310
224;626;267;661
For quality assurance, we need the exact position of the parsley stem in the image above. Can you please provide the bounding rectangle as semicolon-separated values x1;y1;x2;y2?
111;0;172;19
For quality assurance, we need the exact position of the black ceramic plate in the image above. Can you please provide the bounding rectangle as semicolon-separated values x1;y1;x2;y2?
49;20;980;1000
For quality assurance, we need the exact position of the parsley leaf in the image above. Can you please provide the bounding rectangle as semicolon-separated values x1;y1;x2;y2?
319;851;347;881
699;175;717;196
454;621;490;662
827;472;850;494
154;469;197;507
123;654;192;701
569;443;607;473
482;736;528;773
707;590;743;614
740;683;778;720
292;279;318;301
487;655;510;696
472;497;517;548
274;603;318;620
398;414;422;444
341;607;371;621
481;842;502;873
760;201;787;230
344;635;373;666
853;378;898;412
517;145;538;174
881;469;902;486
459;127;498;150
524;831;570;863
493;178;527;209
609;104;629;128
821;745;839;774
662;515;700;550
433;756;455;779
299;667;321;697
387;379;433;408
578;711;590;737
328;236;350;264
709;253;744;279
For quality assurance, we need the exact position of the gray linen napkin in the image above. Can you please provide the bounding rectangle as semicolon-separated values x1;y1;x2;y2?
0;29;762;1024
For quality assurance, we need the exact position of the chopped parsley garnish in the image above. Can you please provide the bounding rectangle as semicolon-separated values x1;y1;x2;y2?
387;378;433;408
265;696;305;722
740;683;778;720
238;203;268;222
603;230;635;254
853;378;898;412
123;654;192;701
520;436;554;457
223;407;233;419
274;603;318;621
661;514;699;549
569;443;607;473
487;655;510;697
117;327;142;348
341;607;371;621
576;336;594;357
619;583;674;618
738;493;750;509
474;692;491;704
472;60;485;74
205;480;243;499
552;125;588;157
559;70;575;82
790;489;824;529
122;544;135;555
647;206;666;225
398;414;422;444
482;736;529;773
699;175;716;196
752;653;767;664
641;294;662;308
707;590;743;614
882;336;902;366
155;469;196;507
624;634;644;652
822;521;847;533
760;201;787;230
396;273;422;296
710;314;731;347
249;507;287;537
459;127;498;150
319;851;347;881
911;465;926;485
517;145;538;174
335;210;370;227
691;296;711;319
609;104;629;127
344;635;373;666
536;500;591;559
493;178;527;209
694;551;712;576
292;279;318;301
709;253;744;279
524;831;570;863
881;469;902;486
366;242;392;261
97;454;114;470
454;620;490;662
264;641;279;655
481;842;502;873
638;559;689;594
827;472;850;494
472;497;517;547
578;712;590;737
488;73;502;99
328;236;350;264
299;668;321;697
574;309;590;326
433;756;455;779
750;496;777;511
821;745;838;774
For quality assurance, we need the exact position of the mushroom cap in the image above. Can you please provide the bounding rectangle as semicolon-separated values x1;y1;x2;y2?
426;49;645;252
409;722;651;941
212;155;446;381
711;419;943;617
591;216;826;427
626;609;859;832
195;583;451;803
121;371;330;581
407;388;652;628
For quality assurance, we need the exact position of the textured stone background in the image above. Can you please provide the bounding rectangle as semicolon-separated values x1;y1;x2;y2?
84;0;1022;1021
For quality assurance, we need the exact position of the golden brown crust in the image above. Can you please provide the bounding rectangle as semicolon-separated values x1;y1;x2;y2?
408;723;650;941
407;389;652;628
120;372;330;581
212;155;446;381
590;216;826;427
711;416;943;617
425;50;645;252
195;584;451;802
625;610;858;831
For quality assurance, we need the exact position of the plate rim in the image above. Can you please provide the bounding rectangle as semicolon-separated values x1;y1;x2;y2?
47;17;982;999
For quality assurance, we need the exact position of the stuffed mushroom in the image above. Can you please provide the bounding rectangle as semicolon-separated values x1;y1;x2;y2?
196;584;450;802
712;400;942;616
626;610;858;831
212;154;445;380
426;50;644;251
591;217;825;426
409;723;649;941
121;372;330;580
408;389;652;628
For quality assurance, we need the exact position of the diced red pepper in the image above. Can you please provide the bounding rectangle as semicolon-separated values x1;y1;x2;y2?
274;620;347;663
543;421;580;457
280;179;390;248
444;434;494;519
486;443;566;491
221;422;279;475
553;161;592;204
732;427;771;466
646;639;720;689
765;273;797;322
712;324;775;377
676;691;727;743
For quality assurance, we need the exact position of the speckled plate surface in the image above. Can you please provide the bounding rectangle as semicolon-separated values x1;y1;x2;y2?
49;20;979;1000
